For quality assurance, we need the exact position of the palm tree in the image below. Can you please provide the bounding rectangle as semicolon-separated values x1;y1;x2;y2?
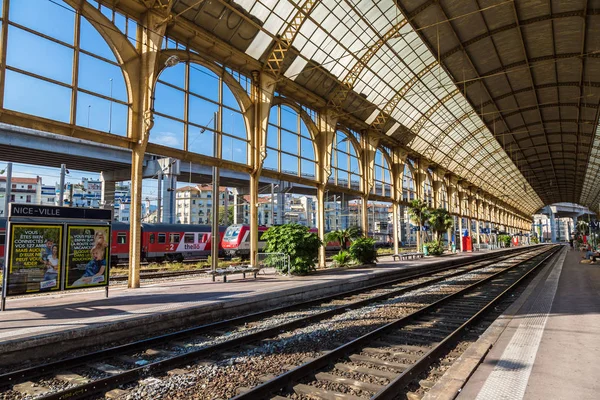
325;226;363;251
407;199;430;250
428;208;454;242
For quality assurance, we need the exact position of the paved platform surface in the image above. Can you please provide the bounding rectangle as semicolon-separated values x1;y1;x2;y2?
457;247;600;400
0;249;505;346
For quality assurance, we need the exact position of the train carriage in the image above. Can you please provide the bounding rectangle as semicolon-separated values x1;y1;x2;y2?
142;223;226;262
222;224;343;258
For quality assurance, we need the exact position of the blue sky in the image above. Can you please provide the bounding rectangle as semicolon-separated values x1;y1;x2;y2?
0;0;374;204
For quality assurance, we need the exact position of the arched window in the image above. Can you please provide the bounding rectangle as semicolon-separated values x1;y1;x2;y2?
151;62;248;164
3;0;131;135
440;183;448;210
373;150;392;198
264;104;316;178
423;174;433;208
331;130;361;190
402;162;415;202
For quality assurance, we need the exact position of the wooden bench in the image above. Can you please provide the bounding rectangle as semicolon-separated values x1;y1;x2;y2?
392;252;425;261
210;265;261;282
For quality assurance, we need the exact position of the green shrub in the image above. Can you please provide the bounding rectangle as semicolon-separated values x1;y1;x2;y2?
332;250;352;267
424;240;445;256
498;235;512;247
530;236;539;244
349;237;377;265
262;224;322;274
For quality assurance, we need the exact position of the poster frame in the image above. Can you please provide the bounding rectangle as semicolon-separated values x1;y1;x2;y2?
1;203;112;311
63;224;112;291
3;222;65;296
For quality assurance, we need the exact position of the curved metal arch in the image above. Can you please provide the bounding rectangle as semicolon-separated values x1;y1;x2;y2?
371;61;438;131
500;102;597;119
439;125;488;169
482;81;600;108
65;0;139;107
440;10;594;61
264;0;320;77
328;19;410;112
333;127;364;177
158;50;253;112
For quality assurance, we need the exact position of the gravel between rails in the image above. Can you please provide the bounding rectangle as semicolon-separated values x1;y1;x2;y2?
112;261;518;400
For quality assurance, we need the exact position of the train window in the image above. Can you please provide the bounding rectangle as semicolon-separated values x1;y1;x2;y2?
117;233;127;244
184;233;194;243
170;233;180;243
258;231;267;241
158;233;166;244
150;234;155;244
0;232;5;245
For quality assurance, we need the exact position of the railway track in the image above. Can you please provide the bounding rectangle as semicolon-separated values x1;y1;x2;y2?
0;246;553;400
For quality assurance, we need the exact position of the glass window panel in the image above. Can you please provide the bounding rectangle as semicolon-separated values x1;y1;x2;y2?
300;137;314;159
281;153;298;175
269;105;278;125
280;106;298;132
4;70;71;123
189;64;219;102
150;115;184;150
155;82;184;120
223;83;241;110
263;150;278;171
7;26;73;84
76;91;127;135
301;159;316;178
78;53;127;102
350;157;359;175
267;125;279;149
300;121;311;139
230;137;247;164
10;0;74;44
79;17;116;62
158;62;185;88
188;126;214;157
337;169;349;184
280;129;298;155
222;110;247;139
188;94;218;126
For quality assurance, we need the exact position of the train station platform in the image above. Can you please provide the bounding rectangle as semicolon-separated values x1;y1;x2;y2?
427;246;600;400
0;247;522;367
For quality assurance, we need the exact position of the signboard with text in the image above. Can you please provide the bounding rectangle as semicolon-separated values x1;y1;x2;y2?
2;204;111;306
65;225;110;289
7;224;63;295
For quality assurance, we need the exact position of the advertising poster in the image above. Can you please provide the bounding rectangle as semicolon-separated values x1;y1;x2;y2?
65;225;110;289
7;224;63;295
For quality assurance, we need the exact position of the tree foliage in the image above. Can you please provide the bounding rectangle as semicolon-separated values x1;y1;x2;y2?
332;250;352;267
424;241;445;256
325;226;362;250
261;224;322;274
349;237;377;265
498;234;512;247
428;208;453;241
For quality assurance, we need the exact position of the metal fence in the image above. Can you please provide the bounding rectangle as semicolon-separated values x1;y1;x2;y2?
257;252;291;275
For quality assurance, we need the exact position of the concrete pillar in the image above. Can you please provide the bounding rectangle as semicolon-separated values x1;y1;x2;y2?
158;158;179;224
128;8;172;288
361;196;369;236
550;208;557;243
317;185;326;268
100;172;115;212
393;201;399;255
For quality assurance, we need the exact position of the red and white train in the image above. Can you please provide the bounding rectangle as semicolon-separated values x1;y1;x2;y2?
221;224;343;258
111;222;227;264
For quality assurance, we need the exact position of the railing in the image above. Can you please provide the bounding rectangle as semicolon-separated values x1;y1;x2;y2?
257;252;290;275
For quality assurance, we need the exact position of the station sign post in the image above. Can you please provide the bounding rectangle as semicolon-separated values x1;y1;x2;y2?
1;204;112;311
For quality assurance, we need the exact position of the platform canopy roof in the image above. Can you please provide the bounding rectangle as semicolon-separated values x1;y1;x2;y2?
165;0;597;215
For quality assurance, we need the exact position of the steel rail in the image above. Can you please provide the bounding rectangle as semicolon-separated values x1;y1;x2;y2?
371;246;562;399
29;249;541;400
231;245;559;400
0;247;532;389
